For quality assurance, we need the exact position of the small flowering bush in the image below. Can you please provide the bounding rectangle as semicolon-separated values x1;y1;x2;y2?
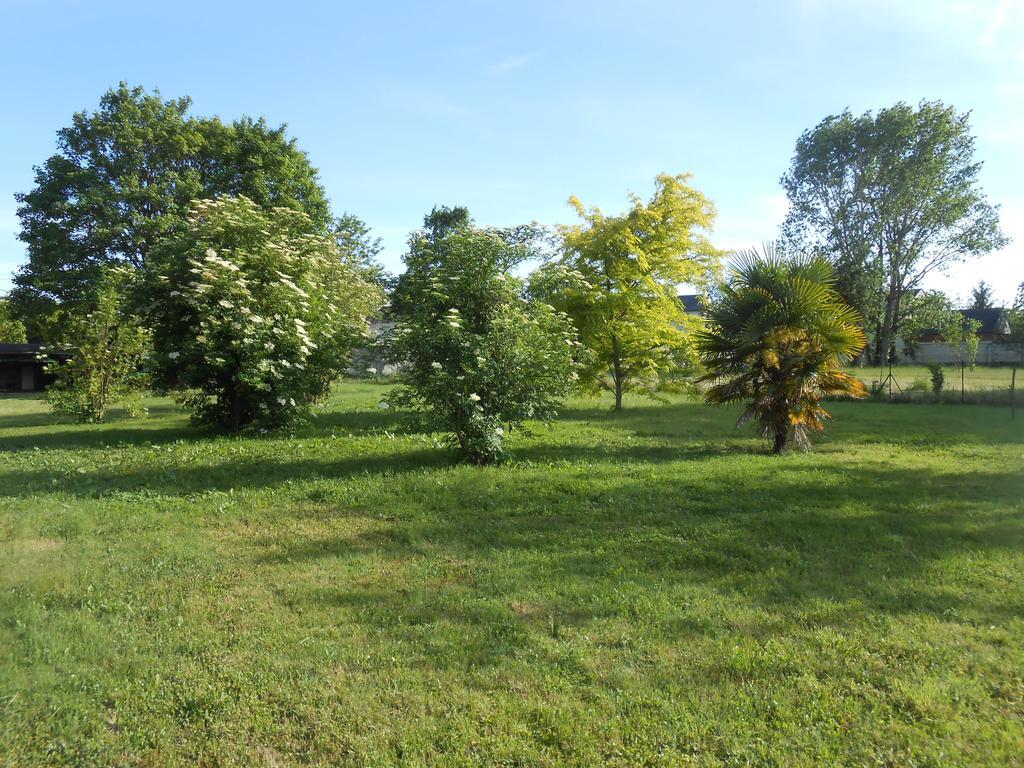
43;267;149;423
387;213;580;464
140;196;384;431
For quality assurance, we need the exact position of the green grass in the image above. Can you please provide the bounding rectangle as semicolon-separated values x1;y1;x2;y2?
1;384;1022;766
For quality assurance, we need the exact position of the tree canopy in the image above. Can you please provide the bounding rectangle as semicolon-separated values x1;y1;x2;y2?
0;300;27;344
781;101;1007;364
529;173;721;409
13;83;331;337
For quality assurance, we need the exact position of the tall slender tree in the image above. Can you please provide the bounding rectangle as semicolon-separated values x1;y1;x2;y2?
970;281;994;310
782;101;1007;363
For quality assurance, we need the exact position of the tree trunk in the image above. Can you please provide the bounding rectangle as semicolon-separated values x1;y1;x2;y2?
772;425;788;454
878;294;898;366
230;384;243;434
611;333;623;411
877;253;904;366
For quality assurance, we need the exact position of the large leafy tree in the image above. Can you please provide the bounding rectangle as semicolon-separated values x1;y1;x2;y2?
139;197;383;432
781;101;1007;364
696;247;867;454
0;300;27;343
386;207;578;464
13;84;331;337
530;173;720;410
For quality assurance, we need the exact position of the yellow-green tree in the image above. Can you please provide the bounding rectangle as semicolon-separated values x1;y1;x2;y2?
530;173;721;409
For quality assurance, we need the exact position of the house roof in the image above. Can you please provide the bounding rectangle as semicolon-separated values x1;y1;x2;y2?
917;308;1011;339
0;343;46;355
0;343;67;360
678;294;703;313
961;307;1011;336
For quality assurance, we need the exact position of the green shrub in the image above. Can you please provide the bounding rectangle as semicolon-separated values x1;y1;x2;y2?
43;268;149;423
140;197;384;432
926;363;945;394
387;209;579;464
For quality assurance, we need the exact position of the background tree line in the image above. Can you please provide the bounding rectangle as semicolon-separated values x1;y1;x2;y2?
1;86;1013;457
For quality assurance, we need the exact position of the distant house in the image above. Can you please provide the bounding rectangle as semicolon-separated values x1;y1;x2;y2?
0;343;65;392
679;294;704;316
916;307;1011;343
897;307;1017;365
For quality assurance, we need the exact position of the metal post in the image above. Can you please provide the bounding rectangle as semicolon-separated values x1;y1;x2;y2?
1012;367;1017;419
961;362;965;405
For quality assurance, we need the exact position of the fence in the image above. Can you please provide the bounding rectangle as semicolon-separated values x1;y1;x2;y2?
849;364;1019;415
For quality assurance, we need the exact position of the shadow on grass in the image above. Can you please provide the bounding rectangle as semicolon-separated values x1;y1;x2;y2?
0;402;426;452
0;411;1020;679
308;406;429;437
245;457;1024;649
2;395;1021;639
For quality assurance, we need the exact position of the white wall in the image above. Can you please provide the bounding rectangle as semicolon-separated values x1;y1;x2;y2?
894;340;1023;365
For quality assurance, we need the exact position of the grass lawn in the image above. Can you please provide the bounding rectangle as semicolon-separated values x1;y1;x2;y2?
1;384;1022;766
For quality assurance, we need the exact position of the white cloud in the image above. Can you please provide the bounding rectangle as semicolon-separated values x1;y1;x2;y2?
979;0;1017;48
714;193;790;253
488;54;535;74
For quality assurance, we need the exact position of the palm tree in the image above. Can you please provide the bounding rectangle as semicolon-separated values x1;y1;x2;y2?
696;245;867;453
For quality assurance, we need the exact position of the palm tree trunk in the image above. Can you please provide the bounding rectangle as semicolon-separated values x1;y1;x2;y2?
772;425;788;454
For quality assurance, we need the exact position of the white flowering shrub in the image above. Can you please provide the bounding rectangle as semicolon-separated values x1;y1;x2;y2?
387;213;579;464
140;196;384;431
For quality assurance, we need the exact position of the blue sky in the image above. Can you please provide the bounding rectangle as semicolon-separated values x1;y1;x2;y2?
1;0;1021;303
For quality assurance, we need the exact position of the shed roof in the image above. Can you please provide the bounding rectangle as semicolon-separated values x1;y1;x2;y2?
0;343;68;360
679;294;703;313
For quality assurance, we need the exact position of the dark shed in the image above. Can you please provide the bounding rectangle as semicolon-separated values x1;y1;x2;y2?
0;344;66;392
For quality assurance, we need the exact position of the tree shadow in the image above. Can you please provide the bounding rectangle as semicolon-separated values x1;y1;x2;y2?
307;406;431;437
0;446;455;497
0;402;429;452
2;392;1020;651
243;457;1024;650
0;416;209;451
